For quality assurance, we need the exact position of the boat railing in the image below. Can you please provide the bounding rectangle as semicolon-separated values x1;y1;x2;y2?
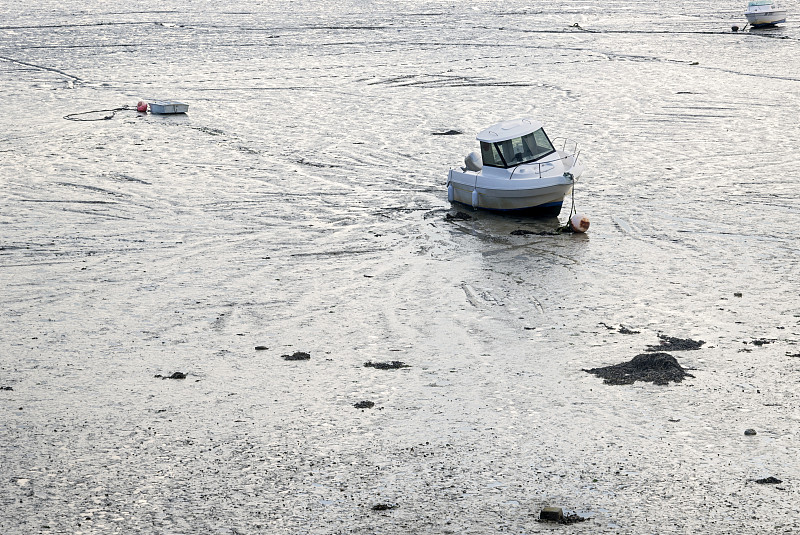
509;138;580;179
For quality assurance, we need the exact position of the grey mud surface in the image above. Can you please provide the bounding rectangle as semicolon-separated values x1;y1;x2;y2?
2;1;800;533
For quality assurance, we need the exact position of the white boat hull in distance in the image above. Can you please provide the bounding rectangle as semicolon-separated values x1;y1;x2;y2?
149;101;189;114
746;10;787;25
447;151;584;216
745;1;787;27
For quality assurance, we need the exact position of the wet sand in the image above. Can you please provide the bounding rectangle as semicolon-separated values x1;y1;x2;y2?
2;1;800;533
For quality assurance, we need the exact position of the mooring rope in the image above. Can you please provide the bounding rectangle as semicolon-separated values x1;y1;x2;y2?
63;106;132;121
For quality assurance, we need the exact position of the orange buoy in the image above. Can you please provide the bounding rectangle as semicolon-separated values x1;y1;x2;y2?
136;101;148;113
570;213;590;233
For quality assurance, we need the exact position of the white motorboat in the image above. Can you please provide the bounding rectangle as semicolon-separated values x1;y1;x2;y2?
745;1;787;27
446;117;584;216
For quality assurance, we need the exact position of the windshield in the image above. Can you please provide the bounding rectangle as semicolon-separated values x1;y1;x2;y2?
479;128;555;168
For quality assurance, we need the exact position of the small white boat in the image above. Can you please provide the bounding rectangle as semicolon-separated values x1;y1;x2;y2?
446;118;584;216
149;101;189;114
745;0;787;27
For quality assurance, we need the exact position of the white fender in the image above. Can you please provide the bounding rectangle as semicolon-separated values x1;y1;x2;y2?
447;183;454;202
471;189;478;208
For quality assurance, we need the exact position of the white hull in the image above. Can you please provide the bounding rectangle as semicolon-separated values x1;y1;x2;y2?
447;151;583;213
746;10;787;26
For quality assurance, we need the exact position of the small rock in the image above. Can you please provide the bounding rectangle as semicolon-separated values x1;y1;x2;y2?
540;507;564;522
254;345;268;350
372;503;398;511
282;352;311;361
354;400;375;409
744;428;757;436
1;386;13;391
734;292;743;297
755;476;782;484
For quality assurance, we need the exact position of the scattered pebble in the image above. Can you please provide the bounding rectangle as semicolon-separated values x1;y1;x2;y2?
755;476;782;484
645;334;705;352
584;352;694;385
282;351;311;361
364;361;409;370
744;428;757;436
354;400;375;409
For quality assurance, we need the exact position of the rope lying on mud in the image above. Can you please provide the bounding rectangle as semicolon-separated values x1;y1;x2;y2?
63;106;132;121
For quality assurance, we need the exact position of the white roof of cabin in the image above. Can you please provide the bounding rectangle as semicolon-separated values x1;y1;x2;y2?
476;118;544;143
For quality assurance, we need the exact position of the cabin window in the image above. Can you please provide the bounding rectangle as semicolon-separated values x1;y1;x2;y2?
480;128;556;168
480;141;505;168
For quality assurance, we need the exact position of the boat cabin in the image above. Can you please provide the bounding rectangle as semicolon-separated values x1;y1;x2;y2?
476;118;556;169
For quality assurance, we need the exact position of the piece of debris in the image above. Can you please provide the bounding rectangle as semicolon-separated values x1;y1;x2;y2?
364;361;409;370
354;400;375;409
445;211;472;221
372;503;399;511
431;129;463;136
755;476;782;484
254;345;268;350
646;334;705;352
282;351;311;361
155;372;187;380
539;507;564;522
583;352;694;385
744;428;757;436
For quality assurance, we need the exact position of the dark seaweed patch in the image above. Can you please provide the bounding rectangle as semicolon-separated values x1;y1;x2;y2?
155;372;187;380
645;334;704;352
282;351;311;361
510;229;554;236
371;503;399;511
364;361;409;370
584;353;694;385
755;476;782;484
445;211;472;221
